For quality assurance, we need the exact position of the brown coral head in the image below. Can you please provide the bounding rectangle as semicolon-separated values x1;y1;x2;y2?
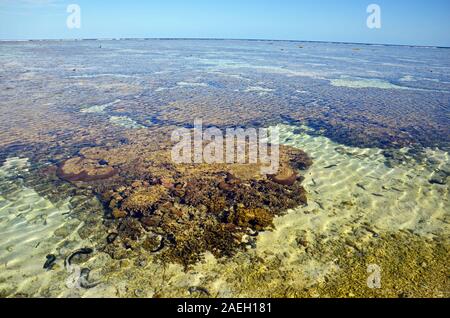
267;166;299;186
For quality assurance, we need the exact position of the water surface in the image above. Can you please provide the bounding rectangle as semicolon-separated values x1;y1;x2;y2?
0;40;448;298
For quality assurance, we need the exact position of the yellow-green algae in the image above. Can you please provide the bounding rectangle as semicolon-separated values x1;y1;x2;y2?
93;230;448;298
202;231;449;298
311;232;449;298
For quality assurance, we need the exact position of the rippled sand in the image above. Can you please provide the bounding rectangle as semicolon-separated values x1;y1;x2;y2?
275;124;448;238
1;124;447;298
0;158;114;297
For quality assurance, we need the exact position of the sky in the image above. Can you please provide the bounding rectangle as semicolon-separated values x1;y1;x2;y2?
0;0;449;46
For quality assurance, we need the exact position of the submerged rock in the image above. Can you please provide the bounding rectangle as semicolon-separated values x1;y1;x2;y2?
43;254;56;270
64;247;94;268
57;157;117;182
57;137;312;268
79;268;101;289
429;170;448;185
229;206;274;231
268;167;298;186
121;185;168;216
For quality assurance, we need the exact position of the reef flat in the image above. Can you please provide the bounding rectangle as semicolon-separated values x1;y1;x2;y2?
0;39;448;298
1;40;449;153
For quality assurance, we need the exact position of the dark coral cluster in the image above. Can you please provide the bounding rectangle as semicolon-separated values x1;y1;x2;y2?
55;142;312;268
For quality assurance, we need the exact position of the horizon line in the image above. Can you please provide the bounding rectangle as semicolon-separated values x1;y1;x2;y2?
0;37;449;49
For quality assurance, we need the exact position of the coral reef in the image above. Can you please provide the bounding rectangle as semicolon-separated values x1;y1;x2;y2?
61;139;312;268
57;157;118;182
229;206;274;231
1;40;448;297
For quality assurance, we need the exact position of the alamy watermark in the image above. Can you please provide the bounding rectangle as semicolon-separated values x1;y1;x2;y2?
367;4;381;29
171;119;280;175
64;4;380;32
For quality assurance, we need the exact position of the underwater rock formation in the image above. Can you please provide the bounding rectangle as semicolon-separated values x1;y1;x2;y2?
56;140;312;268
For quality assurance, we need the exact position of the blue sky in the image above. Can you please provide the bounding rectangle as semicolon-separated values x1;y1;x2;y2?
0;0;449;46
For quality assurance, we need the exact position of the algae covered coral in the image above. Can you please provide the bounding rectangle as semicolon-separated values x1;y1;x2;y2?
56;135;312;268
0;39;449;298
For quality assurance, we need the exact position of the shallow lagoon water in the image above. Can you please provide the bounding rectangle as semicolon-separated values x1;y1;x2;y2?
0;40;448;298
